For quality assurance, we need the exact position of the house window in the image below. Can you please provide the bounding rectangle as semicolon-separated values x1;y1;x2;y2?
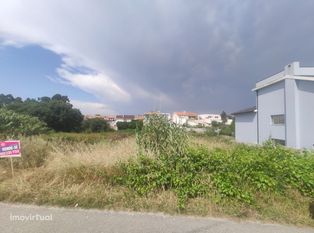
271;138;286;145
271;114;285;125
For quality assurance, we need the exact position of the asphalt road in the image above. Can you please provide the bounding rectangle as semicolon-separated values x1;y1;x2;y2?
0;203;313;233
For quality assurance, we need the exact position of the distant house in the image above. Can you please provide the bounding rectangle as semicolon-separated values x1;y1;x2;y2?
103;115;116;121
172;112;198;126
102;115;116;129
198;114;222;126
115;115;135;122
144;111;171;121
134;115;145;121
84;114;104;120
225;118;233;125
233;62;314;149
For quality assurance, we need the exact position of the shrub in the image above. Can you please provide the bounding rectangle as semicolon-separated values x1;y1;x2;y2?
82;118;110;132
117;139;314;209
209;142;314;202
205;127;217;137
0;108;49;137
219;122;234;136
117;147;211;208
136;114;188;157
117;120;143;130
206;121;235;137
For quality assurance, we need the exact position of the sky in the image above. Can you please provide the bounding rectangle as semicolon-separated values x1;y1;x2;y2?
0;0;314;115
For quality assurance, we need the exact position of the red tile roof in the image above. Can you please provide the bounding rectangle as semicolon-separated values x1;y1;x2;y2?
174;112;197;117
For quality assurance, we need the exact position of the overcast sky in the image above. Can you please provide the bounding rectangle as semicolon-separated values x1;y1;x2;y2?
0;0;314;115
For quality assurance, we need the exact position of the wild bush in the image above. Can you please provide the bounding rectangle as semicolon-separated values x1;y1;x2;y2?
82;118;110;133
136;114;188;157
118;140;314;208
0;108;49;137
117;146;211;208
117;120;143;130
209;142;314;202
205;121;235;137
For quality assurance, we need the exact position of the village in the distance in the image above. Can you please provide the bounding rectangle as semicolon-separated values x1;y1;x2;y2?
84;111;233;131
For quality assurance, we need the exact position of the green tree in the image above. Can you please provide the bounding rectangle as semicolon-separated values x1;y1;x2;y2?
0;108;48;137
211;120;219;127
43;100;83;132
117;120;143;130
51;94;69;102
0;94;22;107
3;93;83;132
82;118;110;132
220;111;228;124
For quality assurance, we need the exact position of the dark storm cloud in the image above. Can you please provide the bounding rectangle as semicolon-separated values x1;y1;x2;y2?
93;0;314;113
1;0;314;114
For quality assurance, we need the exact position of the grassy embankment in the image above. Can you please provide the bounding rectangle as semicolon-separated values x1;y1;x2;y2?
0;130;313;226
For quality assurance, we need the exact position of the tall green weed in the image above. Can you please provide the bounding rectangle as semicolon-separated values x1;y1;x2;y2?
118;133;314;209
136;114;188;157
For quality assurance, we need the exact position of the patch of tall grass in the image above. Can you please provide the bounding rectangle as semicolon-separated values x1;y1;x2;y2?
0;125;313;226
0;137;50;171
43;131;134;144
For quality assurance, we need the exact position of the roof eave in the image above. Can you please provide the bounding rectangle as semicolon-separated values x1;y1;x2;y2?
231;107;257;115
252;75;314;91
252;76;287;91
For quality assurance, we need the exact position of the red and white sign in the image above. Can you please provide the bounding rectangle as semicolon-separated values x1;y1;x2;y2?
0;141;21;158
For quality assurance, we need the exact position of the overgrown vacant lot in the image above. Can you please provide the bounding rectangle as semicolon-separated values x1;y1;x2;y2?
0;122;313;227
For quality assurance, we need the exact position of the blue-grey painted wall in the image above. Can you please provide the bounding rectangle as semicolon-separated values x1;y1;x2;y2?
235;112;257;144
297;80;314;149
257;80;285;144
285;79;299;148
234;63;314;149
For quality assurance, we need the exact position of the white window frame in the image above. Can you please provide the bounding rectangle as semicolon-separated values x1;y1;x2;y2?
271;114;285;125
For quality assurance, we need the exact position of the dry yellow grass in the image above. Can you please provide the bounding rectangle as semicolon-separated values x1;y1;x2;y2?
190;135;235;150
47;137;137;170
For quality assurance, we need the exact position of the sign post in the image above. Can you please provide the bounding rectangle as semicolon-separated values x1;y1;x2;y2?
0;140;21;177
10;157;14;177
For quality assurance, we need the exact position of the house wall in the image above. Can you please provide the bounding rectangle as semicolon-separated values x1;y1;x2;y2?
257;80;286;144
297;80;314;149
235;112;257;144
285;79;299;148
172;114;188;125
256;78;314;149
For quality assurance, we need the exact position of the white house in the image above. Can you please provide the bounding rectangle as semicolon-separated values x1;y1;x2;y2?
144;111;171;122
233;62;314;149
225;118;233;125
198;114;222;125
172;112;198;126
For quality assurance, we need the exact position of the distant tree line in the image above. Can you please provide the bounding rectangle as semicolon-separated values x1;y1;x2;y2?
82;118;110;133
206;119;235;137
0;93;84;133
116;120;143;130
0;93;143;134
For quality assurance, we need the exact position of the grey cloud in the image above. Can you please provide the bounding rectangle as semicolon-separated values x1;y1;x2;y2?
1;0;314;114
